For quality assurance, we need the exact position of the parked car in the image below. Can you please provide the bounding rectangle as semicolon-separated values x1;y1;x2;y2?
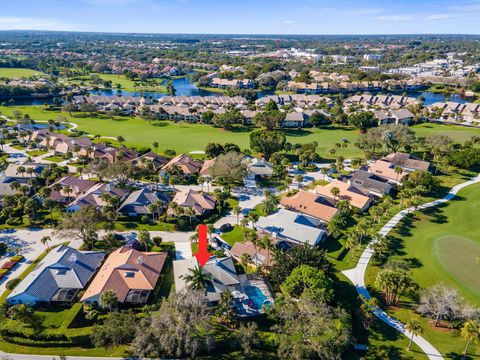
219;223;233;233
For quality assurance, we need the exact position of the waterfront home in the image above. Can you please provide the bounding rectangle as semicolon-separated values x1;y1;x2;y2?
81;246;168;305
210;78;255;89
7;245;104;306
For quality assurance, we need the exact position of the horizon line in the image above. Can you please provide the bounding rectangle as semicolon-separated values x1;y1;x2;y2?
1;29;480;37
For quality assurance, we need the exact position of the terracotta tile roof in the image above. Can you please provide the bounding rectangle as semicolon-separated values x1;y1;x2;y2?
315;180;372;210
230;240;275;267
280;190;338;222
81;246;167;303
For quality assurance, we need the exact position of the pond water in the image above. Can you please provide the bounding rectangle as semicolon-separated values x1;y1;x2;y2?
4;75;470;106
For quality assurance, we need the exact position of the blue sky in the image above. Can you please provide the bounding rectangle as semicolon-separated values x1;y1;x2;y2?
1;0;479;35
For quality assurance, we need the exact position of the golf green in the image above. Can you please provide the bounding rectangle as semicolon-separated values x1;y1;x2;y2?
436;236;480;296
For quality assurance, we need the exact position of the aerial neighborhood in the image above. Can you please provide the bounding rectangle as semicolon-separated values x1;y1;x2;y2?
0;7;479;360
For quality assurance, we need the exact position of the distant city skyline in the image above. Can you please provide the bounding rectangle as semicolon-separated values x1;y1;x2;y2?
1;0;480;35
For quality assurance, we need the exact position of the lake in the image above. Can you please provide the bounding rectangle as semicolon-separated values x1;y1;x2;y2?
4;75;470;106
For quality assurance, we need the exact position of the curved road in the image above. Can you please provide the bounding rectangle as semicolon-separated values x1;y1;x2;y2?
342;174;480;360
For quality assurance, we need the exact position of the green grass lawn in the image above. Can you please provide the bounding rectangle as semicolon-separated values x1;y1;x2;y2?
26;149;48;157
365;182;480;358
0;68;45;79
62;73;168;93
221;225;246;246
3;105;480;157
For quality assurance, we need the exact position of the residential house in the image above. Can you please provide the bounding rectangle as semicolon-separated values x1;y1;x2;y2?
245;158;274;178
170;189;216;216
374;109;415;126
119;187;170;217
315;180;372;212
7;245;104;306
66;183;130;212
129;152;170;171
280;190;338;224
162;154;203;177
210;78;255;89
348;170;392;197
49;175;97;204
173;256;244;303
256;208;328;246
199;158;217;178
230;240;275;268
283;112;308;128
2;162;47;183
81;246;168;305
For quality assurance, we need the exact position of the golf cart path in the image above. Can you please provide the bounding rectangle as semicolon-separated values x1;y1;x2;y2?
342;174;480;360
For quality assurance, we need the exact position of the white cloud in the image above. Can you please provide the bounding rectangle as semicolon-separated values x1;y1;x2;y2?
424;14;453;21
0;17;79;31
376;15;413;22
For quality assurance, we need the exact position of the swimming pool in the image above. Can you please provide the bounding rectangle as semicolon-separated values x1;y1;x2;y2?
244;285;269;310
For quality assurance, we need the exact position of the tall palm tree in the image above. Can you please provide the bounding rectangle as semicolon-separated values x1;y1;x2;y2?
239;252;252;269
461;320;480;359
40;236;51;250
405;319;423;351
182;265;213;291
259;235;273;268
233;205;242;225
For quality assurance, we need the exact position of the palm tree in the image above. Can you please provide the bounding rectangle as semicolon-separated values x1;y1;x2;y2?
405;319;423;351
116;135;125;147
138;230;150;251
461;320;480;359
330;186;340;200
99;289;118;312
184;206;196;225
233;205;242;225
247;212;259;229
40;236;51;250
152;141;159;154
327;214;344;237
239;252;252;269
197;176;205;192
345;231;360;260
259;235;273;268
182;265;213;291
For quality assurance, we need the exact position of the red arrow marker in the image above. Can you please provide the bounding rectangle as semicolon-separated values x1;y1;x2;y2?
194;224;212;267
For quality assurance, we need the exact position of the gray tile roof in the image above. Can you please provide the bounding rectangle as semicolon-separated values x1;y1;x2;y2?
8;245;104;303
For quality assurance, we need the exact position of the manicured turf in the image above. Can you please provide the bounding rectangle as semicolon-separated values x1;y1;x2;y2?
365;182;480;358
0;68;45;79
436;236;480;297
2;105;480;157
